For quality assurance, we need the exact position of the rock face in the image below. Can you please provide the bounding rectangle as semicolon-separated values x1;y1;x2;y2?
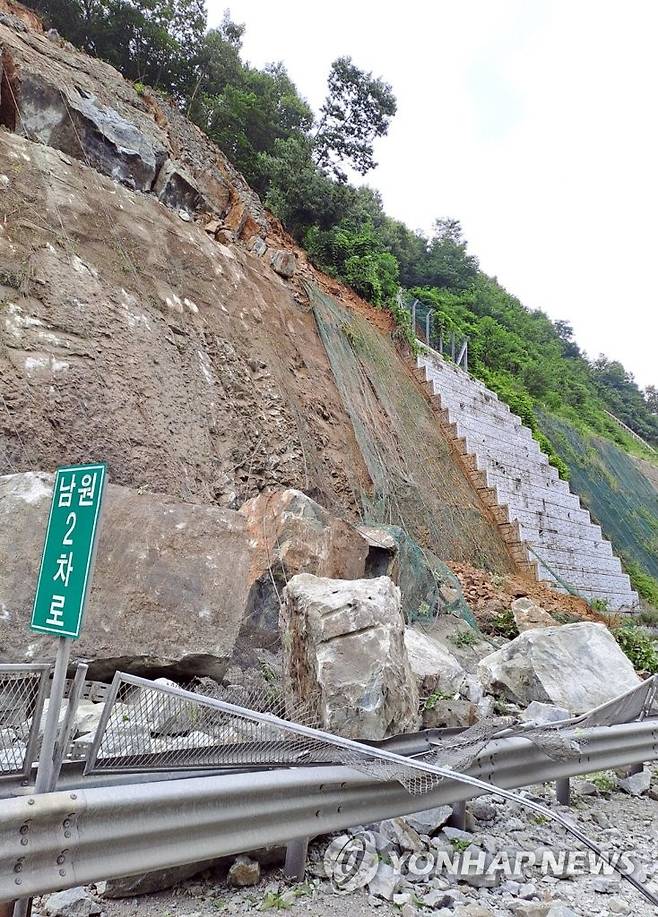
280;574;420;739
511;597;556;632
0;472;253;678
477;622;641;713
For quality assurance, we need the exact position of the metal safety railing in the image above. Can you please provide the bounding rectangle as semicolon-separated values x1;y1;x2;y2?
401;294;469;371
0;665;49;781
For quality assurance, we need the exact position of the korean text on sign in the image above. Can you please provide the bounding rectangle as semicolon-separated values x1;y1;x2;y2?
31;464;107;639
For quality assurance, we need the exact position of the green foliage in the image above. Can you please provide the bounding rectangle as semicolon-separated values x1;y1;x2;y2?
449;629;478;648
449;838;472;852
483;608;520;640
31;0;658;491
421;689;454;711
587;771;617;794
639;606;658;627
261;891;291;911
313;56;397;180
589;598;609;612
623;559;658;609
613;624;658;674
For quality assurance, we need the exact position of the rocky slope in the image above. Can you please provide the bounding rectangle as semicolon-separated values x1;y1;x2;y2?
0;2;512;576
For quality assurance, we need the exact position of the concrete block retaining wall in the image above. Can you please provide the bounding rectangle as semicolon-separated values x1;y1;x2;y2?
418;351;639;610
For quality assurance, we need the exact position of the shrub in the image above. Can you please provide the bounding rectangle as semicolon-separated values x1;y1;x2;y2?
613;625;658;674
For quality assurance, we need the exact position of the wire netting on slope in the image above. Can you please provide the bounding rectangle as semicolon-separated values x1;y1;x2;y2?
309;286;513;575
538;411;658;581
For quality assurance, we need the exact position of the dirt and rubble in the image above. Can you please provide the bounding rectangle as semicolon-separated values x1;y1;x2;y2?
450;564;610;629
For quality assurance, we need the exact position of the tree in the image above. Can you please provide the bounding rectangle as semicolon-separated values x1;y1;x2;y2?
313;56;396;180
646;386;658;415
416;219;479;290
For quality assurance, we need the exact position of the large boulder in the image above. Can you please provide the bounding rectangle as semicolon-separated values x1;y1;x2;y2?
235;488;368;658
280;573;420;739
404;627;466;695
0;476;374;679
477;622;641;713
0;472;253;679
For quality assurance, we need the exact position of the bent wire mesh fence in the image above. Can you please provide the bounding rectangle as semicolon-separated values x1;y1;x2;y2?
0;664;49;780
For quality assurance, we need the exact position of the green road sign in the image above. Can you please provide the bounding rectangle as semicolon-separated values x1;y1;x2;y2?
30;463;107;639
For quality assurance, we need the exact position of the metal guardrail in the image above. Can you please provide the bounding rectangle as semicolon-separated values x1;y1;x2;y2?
1;718;657;901
0;666;49;782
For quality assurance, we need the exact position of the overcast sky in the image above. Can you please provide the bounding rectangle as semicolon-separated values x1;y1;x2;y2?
207;1;656;389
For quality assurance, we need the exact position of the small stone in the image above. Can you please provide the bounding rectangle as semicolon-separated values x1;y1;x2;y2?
249;236;267;257
511;597;556;632
44;888;100;917
574;780;598;796
607;896;631;914
404;805;453;835
591;876;620;894
520;702;570;724
547;908;578;917
469;798;497;822
454;905;495;917
501;880;521;895
0;175;9;189
178;209;192;222
505;817;525;832
270;249;296;278
401;904;417;917
368;862;399;900
618;769;651;796
517;882;538;900
393;891;413;906
442;826;474;843
227;855;260;887
421;889;453;908
381;817;425;852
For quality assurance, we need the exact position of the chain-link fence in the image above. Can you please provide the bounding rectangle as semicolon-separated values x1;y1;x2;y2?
0;664;49;779
402;296;469;370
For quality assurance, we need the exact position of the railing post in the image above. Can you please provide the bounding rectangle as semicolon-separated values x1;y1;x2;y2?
284;837;309;881
451;332;456;362
411;300;416;338
556;777;571;806
425;310;431;345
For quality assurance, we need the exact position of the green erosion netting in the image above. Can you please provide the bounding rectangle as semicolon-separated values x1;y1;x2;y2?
310;284;513;575
379;525;477;627
539;411;658;581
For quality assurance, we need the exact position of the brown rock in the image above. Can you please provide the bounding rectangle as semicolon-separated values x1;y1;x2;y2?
270;249;297;279
227;855;261;887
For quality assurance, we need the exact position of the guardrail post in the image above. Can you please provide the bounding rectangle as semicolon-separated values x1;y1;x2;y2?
284;837;309;881
411;300;416;337
49;663;88;791
556;777;571;806
425;311;431;345
447;799;466;830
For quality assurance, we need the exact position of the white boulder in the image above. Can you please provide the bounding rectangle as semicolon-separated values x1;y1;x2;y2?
477;622;641;714
281;574;420;739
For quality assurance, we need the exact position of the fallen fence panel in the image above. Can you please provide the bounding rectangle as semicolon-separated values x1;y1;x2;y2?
1;718;657;902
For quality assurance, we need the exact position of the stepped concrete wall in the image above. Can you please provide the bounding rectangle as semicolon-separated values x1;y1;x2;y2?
417;351;639;611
